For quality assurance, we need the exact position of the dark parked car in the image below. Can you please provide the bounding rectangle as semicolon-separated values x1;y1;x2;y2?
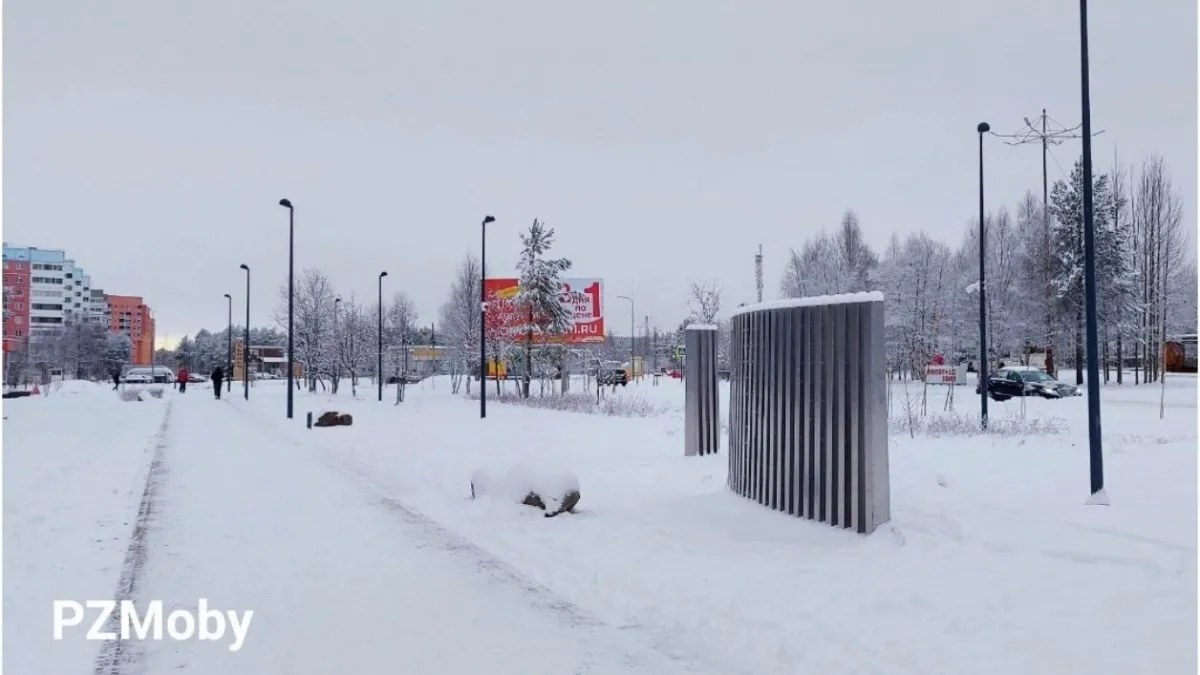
976;367;1080;401
599;368;628;386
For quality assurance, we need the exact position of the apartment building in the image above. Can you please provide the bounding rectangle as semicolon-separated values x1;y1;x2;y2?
2;243;153;364
2;245;85;345
2;256;31;352
107;295;155;365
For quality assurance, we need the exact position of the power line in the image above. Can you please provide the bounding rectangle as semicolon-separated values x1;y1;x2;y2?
990;109;1103;377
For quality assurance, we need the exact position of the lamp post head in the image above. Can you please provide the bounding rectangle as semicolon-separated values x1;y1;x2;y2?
240;263;249;271
379;271;388;279
482;215;495;226
977;122;991;134
279;198;292;209
224;293;231;299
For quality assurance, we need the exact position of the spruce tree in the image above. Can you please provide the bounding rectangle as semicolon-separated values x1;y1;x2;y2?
515;219;572;398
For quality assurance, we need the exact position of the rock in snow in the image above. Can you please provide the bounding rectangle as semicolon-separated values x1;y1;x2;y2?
470;461;581;518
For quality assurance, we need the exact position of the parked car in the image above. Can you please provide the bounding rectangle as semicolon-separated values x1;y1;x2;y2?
598;368;629;386
187;373;208;383
976;366;1080;401
387;371;424;384
122;366;175;383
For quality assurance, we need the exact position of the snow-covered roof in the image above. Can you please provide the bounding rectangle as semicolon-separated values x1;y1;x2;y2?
685;324;719;331
724;291;884;320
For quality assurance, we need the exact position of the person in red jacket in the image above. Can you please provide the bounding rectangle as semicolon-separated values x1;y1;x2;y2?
177;367;189;393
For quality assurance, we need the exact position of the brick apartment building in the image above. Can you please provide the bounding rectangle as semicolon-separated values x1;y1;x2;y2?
2;243;155;368
106;294;155;365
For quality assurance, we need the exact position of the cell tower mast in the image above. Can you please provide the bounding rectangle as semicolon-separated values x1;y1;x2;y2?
754;245;764;303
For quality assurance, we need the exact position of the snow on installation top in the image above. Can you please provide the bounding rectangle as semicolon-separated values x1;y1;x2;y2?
685;324;719;331
724;291;885;320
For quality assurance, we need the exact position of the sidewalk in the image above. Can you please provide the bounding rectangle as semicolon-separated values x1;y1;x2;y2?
122;392;706;673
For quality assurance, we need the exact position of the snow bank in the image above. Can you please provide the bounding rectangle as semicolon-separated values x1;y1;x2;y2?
471;461;581;516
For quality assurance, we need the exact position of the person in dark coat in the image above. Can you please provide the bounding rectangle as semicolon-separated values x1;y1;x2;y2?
211;366;224;400
112;371;121;391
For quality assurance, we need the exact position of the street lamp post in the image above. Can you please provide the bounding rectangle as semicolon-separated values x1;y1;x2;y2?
479;215;495;419
617;295;635;381
279;198;295;419
378;271;387;402
223;293;232;392
334;297;342;390
1078;0;1105;500
977;122;990;431
240;264;250;400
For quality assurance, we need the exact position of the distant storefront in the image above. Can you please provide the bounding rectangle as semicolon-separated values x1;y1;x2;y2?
232;340;302;380
1164;335;1197;373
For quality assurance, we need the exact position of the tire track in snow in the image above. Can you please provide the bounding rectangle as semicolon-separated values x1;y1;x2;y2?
91;398;173;675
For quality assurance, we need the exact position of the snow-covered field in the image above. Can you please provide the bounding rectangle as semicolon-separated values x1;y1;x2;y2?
4;374;1196;674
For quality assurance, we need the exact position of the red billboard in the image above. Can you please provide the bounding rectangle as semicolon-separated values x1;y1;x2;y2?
484;277;605;344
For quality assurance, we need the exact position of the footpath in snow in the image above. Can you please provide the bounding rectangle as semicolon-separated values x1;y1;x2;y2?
119;389;714;674
4;383;171;675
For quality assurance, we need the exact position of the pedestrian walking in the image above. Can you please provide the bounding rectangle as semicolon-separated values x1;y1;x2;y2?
112;370;121;391
177;367;189;394
211;366;224;400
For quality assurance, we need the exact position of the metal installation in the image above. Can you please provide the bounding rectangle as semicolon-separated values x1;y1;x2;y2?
726;293;890;534
684;325;720;457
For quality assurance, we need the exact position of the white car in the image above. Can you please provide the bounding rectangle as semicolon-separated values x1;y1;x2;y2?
122;373;153;384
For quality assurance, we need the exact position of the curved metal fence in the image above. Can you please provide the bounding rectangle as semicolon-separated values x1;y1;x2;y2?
727;294;890;534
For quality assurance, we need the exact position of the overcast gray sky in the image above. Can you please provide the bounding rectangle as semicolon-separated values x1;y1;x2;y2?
5;0;1196;346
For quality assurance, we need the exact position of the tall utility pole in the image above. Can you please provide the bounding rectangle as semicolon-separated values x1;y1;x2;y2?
754;245;764;303
644;315;650;371
1077;0;1105;502
480;215;495;419
992;109;1103;377
976;122;991;431
279;198;296;419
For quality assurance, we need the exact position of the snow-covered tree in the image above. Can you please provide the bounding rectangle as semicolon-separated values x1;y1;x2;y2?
1049;158;1122;383
1130;155;1189;383
514;218;572;398
276;268;337;391
1012;191;1059;373
386;291;418;376
780;209;879;298
686;279;722;324
103;331;133;375
334;293;373;396
439;253;481;395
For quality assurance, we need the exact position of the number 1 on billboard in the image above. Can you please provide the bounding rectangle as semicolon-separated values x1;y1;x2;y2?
583;282;600;317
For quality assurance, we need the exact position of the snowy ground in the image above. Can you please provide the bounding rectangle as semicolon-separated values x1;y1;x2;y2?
4;373;1196;674
4;381;169;674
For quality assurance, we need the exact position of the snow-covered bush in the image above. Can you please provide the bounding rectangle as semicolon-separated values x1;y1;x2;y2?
888;411;1068;437
146;387;165;399
470;461;581;517
118;388;143;402
466;390;671;418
